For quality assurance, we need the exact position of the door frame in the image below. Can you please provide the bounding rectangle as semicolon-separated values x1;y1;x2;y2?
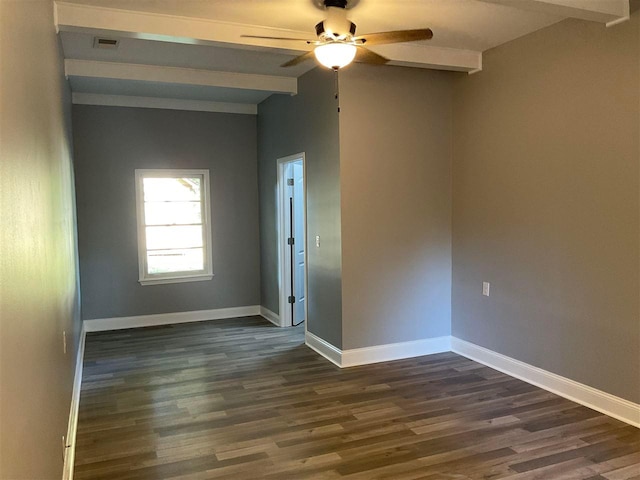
276;152;308;329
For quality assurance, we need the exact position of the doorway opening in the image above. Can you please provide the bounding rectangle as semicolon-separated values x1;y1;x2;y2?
277;153;307;328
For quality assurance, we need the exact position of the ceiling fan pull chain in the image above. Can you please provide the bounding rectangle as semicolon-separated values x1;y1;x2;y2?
334;68;341;113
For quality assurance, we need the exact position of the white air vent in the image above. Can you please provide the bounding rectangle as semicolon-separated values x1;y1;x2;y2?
93;37;119;49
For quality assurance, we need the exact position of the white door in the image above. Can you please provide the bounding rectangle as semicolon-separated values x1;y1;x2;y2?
292;162;305;326
279;155;306;328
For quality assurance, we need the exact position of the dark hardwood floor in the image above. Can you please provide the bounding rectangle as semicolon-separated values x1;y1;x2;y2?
74;316;639;479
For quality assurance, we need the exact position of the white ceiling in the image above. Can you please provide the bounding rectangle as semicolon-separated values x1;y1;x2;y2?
57;0;630;113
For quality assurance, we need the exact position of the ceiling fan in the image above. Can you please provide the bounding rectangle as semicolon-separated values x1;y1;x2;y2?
241;0;433;71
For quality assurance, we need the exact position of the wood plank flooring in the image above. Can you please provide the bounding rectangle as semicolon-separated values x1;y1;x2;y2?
74;316;639;479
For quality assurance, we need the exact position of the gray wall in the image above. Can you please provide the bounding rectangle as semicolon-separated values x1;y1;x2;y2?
452;13;640;402
339;65;453;350
0;0;82;478
258;68;343;347
72;106;260;321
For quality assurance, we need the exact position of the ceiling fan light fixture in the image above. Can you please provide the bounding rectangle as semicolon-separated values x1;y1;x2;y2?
314;42;357;70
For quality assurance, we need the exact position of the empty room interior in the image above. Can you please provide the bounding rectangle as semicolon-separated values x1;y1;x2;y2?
1;0;640;478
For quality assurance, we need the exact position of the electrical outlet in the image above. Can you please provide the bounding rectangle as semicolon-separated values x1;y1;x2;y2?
315;235;320;248
63;331;67;354
482;282;490;297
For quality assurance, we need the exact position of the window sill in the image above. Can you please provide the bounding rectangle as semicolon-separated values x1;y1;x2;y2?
139;274;213;286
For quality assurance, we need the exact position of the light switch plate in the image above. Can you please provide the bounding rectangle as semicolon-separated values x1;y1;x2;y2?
482;282;490;297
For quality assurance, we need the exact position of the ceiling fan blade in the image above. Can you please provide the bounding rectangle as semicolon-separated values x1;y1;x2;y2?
281;51;316;67
241;35;313;43
354;28;433;46
355;47;389;65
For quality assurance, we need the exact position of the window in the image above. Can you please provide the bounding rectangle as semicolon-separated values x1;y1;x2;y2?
135;169;213;285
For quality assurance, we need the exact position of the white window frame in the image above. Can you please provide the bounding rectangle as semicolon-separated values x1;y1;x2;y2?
135;169;214;286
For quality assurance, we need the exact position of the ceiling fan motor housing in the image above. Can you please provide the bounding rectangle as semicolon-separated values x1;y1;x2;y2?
315;20;357;40
317;6;356;40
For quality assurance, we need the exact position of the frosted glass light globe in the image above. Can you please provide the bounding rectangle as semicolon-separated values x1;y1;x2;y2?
314;43;357;70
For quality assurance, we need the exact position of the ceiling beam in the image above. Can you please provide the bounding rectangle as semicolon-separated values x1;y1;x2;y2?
72;93;257;115
478;0;630;27
55;1;482;73
64;59;298;95
372;45;482;73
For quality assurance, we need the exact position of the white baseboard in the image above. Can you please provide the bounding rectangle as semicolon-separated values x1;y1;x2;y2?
62;322;86;480
260;306;281;327
305;331;342;367
451;337;640;428
342;336;451;367
84;305;261;332
305;332;451;368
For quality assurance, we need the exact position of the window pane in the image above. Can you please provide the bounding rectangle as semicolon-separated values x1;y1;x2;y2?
144;201;201;226
146;225;203;250
143;177;201;202
147;248;204;274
